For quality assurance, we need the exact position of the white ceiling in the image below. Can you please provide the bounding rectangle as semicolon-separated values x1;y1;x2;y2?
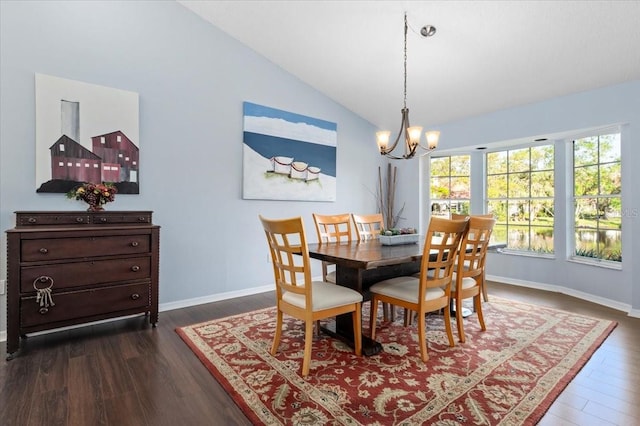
178;0;640;131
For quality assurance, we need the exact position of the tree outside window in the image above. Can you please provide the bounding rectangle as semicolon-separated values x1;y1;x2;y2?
573;132;621;262
486;145;555;254
430;155;471;218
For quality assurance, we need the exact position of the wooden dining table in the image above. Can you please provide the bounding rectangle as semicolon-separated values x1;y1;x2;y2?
307;239;505;356
308;239;426;356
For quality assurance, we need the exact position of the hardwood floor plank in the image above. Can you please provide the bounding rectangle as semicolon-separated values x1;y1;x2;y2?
546;401;617;425
582;401;639;425
563;382;640;418
67;354;107;425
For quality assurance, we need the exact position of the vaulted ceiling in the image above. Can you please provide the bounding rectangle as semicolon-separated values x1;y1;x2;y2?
178;1;640;131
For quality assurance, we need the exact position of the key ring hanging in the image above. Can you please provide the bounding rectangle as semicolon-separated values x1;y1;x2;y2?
33;276;55;312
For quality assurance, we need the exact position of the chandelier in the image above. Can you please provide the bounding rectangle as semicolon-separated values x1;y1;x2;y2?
376;13;440;160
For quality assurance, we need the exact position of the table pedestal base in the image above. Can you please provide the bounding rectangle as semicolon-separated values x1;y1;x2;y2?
320;317;383;356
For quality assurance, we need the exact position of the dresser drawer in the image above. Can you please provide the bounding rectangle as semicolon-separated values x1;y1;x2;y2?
20;282;150;328
21;234;151;261
21;257;151;292
92;212;151;225
17;213;90;227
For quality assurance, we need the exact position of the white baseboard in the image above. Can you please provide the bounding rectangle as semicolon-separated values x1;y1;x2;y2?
159;284;273;312
486;274;634;315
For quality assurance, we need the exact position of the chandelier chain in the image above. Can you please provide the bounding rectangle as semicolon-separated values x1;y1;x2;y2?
403;13;407;109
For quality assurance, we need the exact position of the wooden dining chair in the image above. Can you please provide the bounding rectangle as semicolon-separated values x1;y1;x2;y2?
450;216;496;343
451;213;494;302
351;213;384;241
311;213;354;283
351;213;394;321
259;215;362;377
369;217;469;362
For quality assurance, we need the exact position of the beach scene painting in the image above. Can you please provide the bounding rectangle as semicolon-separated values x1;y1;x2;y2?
242;102;337;201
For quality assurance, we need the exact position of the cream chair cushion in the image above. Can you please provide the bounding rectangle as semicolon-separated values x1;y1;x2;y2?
451;273;478;290
282;281;362;310
369;277;446;304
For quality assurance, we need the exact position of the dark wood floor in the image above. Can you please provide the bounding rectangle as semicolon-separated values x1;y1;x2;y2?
1;281;638;426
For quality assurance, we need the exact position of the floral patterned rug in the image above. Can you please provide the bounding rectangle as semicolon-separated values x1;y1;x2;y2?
176;297;616;425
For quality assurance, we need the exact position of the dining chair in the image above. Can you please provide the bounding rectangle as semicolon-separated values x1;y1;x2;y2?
451;213;494;302
351;212;394;321
369;217;469;362
351;213;384;241
311;213;354;284
450;216;496;343
259;215;362;377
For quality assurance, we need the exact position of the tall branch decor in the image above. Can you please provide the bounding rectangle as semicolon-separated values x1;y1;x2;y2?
378;163;405;229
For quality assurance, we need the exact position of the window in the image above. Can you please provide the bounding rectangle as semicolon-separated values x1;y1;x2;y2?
430;155;471;218
572;132;621;262
486;144;554;254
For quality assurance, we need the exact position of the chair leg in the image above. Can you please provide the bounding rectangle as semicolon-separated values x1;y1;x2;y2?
475;294;486;331
417;311;429;362
315;320;321;336
301;320;314;377
352;304;362;356
455;295;466;343
481;272;489;302
271;310;283;355
443;303;455;347
369;297;379;339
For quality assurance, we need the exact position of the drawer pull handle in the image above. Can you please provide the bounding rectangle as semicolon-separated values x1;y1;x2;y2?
39;307;49;315
100;217;108;222
131;293;140;300
39;248;49;254
130;241;139;247
131;265;140;272
139;217;147;222
76;217;84;223
28;217;37;223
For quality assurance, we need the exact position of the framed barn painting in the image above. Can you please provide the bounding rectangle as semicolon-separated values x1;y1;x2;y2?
242;102;337;201
35;73;140;194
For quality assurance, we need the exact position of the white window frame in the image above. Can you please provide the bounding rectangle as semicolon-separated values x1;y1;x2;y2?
569;126;622;269
485;142;555;257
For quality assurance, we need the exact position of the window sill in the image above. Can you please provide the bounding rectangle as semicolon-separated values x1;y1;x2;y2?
494;248;555;260
568;256;622;271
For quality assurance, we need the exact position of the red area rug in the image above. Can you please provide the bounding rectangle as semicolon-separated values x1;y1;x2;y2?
176;297;616;425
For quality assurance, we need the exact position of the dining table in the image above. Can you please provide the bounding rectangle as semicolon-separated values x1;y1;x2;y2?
307;238;505;356
308;239;426;356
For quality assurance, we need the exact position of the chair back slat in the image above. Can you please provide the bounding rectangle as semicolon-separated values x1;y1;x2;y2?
419;217;469;291
458;216;496;279
351;213;384;241
312;213;353;243
260;215;312;298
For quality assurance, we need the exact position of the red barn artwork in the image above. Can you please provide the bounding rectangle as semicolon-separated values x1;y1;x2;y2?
50;135;102;183
91;131;139;184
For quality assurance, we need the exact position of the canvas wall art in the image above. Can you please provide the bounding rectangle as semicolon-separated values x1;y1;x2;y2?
35;73;140;194
242;102;337;201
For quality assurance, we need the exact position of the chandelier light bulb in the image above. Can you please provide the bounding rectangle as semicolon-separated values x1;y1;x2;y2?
408;126;423;147
425;131;440;150
376;131;391;151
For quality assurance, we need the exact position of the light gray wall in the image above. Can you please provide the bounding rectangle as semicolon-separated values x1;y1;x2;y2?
399;81;640;314
0;1;383;333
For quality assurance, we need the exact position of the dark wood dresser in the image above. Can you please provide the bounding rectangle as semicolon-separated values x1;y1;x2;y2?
5;211;160;359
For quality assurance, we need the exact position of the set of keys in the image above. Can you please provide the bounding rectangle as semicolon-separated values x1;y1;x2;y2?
33;276;55;314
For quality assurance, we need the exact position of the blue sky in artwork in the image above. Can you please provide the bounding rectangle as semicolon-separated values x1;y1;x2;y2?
243;102;337;132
